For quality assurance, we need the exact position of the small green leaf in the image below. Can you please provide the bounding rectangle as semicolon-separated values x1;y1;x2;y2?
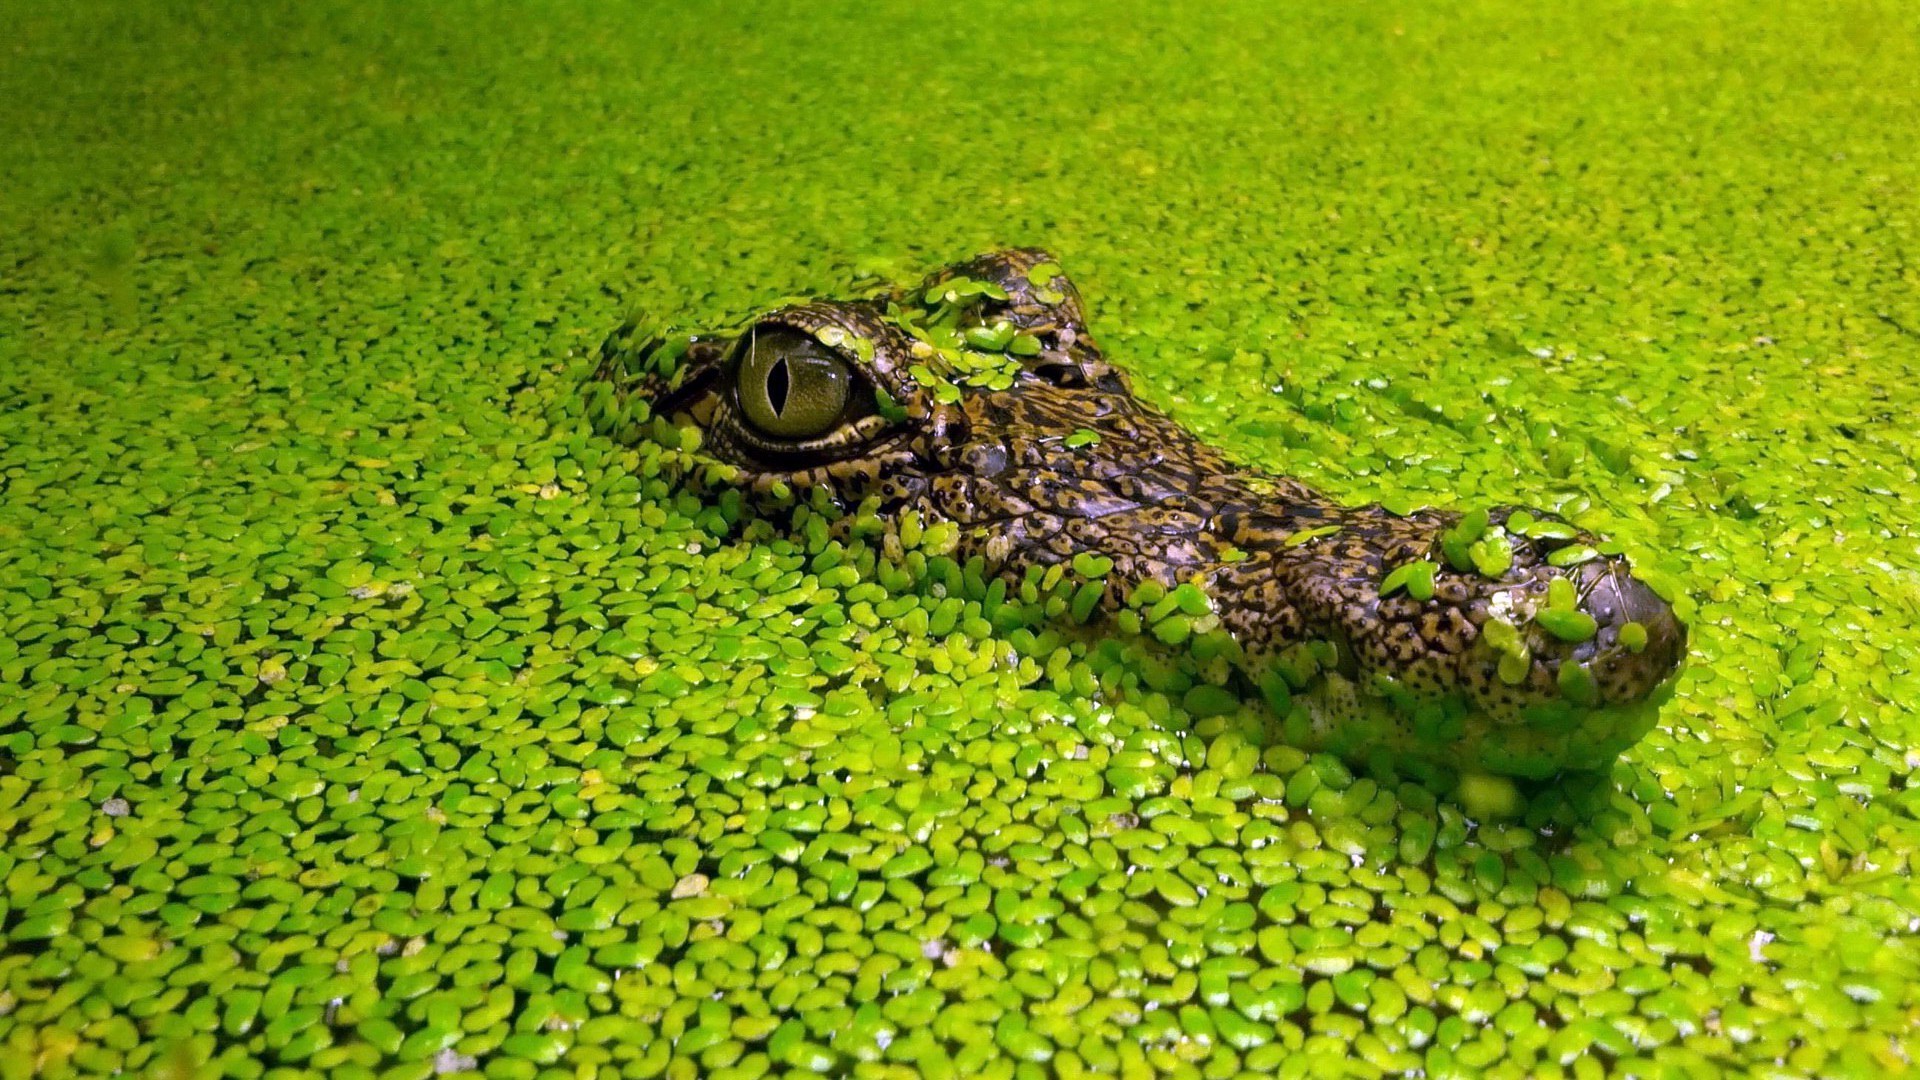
1380;560;1438;601
1619;622;1649;653
1170;583;1212;617
1070;581;1105;623
1258;671;1293;715
1448;507;1490;546
1547;577;1576;610
1469;532;1514;578
1548;545;1602;568
963;320;1017;351
1482;617;1525;658
1071;552;1114;579
1536;608;1598;642
1557;661;1600;705
1514;517;1579;540
1284;525;1342;548
1498;652;1531;685
874;387;909;423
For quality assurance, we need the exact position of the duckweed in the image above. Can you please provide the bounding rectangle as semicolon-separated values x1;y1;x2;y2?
1535;609;1598;644
1378;560;1438;602
4;0;1920;1077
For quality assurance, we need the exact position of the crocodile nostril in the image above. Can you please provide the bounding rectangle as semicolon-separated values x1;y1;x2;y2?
1030;360;1087;387
1576;560;1687;672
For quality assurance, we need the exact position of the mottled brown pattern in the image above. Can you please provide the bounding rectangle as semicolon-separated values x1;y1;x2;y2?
590;250;1688;776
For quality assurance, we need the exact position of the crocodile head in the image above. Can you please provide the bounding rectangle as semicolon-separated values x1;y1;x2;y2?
585;249;1687;784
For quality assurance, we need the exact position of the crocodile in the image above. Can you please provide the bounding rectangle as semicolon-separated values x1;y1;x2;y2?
584;249;1687;785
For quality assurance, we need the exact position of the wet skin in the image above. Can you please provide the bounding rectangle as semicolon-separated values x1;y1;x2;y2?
586;249;1687;783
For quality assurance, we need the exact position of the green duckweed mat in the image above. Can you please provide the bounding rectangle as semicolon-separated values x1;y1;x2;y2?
4;1;1920;1077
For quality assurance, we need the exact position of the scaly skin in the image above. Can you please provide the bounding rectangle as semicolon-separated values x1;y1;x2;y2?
585;249;1687;783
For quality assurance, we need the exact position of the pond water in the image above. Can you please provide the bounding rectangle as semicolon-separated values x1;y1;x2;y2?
3;1;1917;1076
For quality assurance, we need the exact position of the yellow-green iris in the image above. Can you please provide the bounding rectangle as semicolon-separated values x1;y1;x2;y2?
736;328;851;439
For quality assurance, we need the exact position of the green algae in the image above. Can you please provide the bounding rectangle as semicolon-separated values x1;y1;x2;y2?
4;0;1920;1077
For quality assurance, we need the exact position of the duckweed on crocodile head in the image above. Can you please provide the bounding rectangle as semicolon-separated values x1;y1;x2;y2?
4;0;1920;1077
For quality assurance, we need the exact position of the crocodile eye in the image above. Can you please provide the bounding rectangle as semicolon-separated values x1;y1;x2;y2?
735;327;852;439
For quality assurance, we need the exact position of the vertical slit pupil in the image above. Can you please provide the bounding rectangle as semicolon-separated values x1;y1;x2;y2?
768;356;790;415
